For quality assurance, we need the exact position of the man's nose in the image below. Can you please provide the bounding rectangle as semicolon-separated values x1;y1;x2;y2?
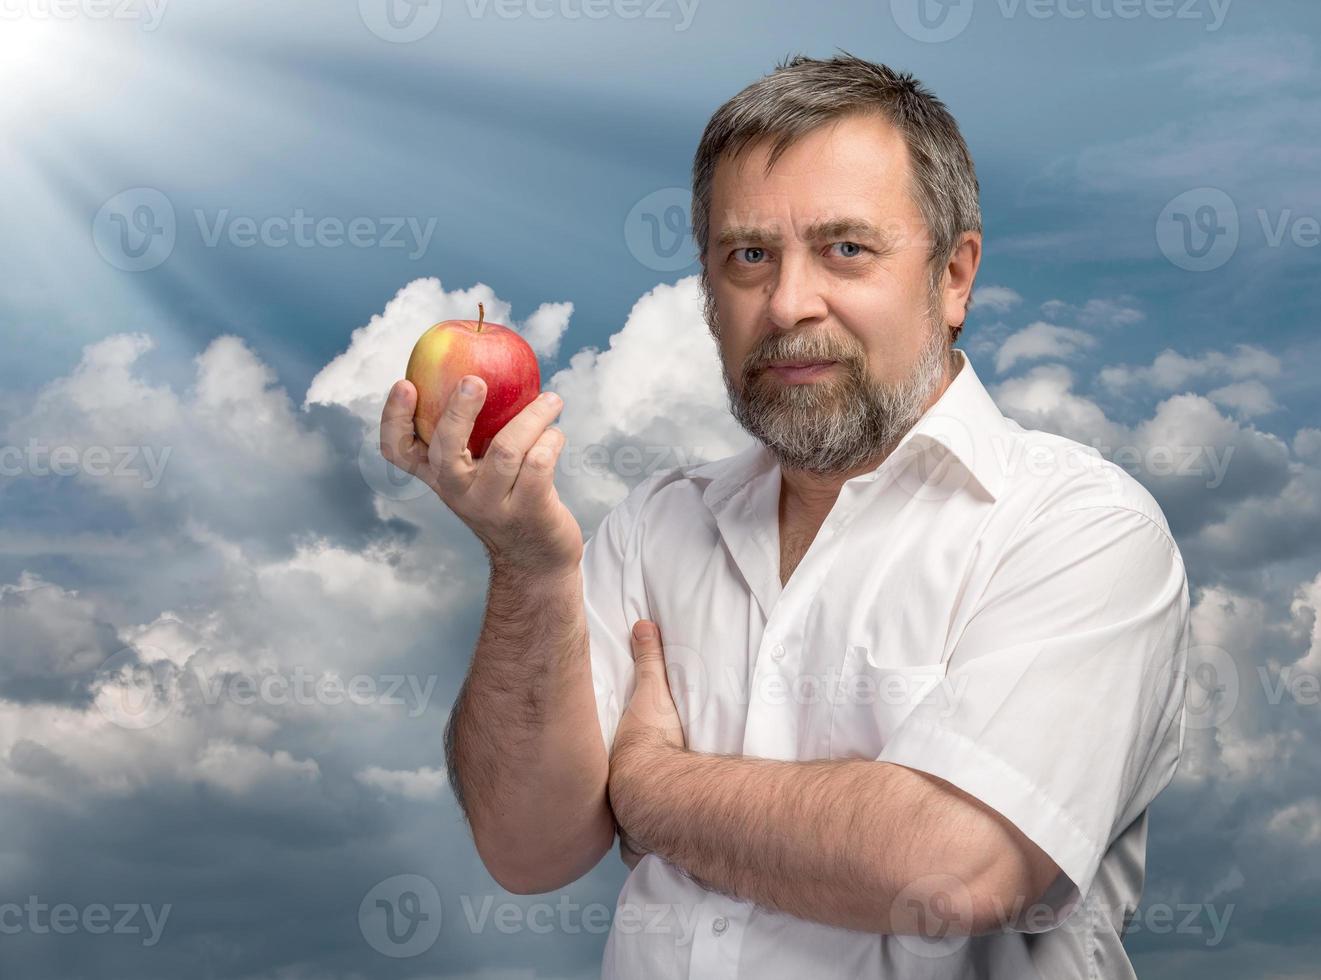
766;249;829;330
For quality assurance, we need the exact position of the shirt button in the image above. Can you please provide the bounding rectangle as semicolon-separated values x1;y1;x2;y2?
712;915;728;935
771;644;785;661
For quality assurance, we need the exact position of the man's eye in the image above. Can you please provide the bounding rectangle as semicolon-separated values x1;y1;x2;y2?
830;242;868;258
732;247;767;264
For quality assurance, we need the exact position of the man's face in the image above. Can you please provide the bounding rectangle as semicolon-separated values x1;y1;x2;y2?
702;112;953;475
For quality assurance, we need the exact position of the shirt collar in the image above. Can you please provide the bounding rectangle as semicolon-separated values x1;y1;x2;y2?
690;348;1009;508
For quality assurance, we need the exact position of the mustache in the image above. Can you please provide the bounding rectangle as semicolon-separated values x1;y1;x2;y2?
743;339;862;374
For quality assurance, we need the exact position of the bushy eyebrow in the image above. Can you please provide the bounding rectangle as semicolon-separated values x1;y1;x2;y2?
714;217;899;250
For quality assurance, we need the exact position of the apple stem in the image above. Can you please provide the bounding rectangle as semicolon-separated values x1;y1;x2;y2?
477;302;484;333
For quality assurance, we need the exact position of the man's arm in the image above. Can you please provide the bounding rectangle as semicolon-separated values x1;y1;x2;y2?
610;734;1059;935
378;375;617;897
445;560;616;895
608;497;1190;937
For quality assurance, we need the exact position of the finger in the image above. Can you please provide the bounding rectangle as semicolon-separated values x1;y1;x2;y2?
628;621;675;715
427;375;485;496
379;381;432;478
630;620;664;668
508;426;565;508
469;391;564;499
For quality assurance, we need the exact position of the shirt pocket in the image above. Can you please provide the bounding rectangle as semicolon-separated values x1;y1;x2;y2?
827;643;950;760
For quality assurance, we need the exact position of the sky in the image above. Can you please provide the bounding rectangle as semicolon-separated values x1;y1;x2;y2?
1;0;1320;976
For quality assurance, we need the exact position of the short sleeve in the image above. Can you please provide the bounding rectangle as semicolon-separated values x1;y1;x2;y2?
877;504;1191;932
580;474;666;757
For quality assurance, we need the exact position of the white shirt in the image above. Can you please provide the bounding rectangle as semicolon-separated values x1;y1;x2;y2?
581;348;1190;979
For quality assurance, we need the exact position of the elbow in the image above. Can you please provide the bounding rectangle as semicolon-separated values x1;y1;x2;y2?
965;851;1061;936
878;846;1058;937
473;810;617;896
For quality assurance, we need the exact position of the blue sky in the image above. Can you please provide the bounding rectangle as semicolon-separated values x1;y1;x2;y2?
2;1;1320;977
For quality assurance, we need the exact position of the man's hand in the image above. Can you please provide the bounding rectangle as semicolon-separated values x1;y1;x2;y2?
379;377;582;576
609;620;685;870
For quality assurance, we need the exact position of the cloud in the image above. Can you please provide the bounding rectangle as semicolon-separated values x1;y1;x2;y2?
4;332;388;560
1207;380;1280;418
971;285;1022;314
1150;33;1315;99
992;364;1298;547
1294;428;1321;465
1039;297;1145;329
545;275;752;527
0;573;120;706
355;764;450;801
994;321;1097;373
1100;344;1282;395
195;741;321;796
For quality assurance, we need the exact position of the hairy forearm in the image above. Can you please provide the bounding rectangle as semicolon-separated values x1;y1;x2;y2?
610;741;1007;934
445;561;614;893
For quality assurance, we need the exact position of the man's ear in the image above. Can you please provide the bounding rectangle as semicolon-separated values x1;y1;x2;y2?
940;231;982;330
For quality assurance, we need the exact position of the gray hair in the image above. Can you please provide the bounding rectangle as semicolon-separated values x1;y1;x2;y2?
692;51;982;336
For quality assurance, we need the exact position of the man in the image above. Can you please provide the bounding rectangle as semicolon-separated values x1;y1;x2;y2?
382;53;1190;980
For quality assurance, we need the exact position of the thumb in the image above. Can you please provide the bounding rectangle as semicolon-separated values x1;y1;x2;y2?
631;619;661;658
629;621;667;687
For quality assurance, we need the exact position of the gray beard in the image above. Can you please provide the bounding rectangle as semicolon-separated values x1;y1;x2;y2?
708;295;951;476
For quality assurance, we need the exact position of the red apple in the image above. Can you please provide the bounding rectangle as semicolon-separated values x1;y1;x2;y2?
405;303;542;458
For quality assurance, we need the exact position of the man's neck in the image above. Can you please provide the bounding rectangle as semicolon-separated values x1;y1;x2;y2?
777;349;963;520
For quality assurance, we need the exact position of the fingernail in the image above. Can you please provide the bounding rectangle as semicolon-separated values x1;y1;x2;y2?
461;378;480;396
542;391;561;407
633;621;656;642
